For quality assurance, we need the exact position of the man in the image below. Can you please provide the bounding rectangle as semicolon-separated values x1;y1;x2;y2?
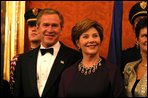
13;8;82;97
10;8;42;94
121;1;147;72
25;8;42;49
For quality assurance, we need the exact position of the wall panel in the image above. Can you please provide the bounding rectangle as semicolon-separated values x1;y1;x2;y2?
25;1;137;58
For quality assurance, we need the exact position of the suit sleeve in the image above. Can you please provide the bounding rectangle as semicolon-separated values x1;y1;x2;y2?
13;55;23;97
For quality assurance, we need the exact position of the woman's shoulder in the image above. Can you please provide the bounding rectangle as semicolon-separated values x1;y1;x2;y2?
60;60;81;87
123;59;141;75
124;59;141;71
62;60;81;77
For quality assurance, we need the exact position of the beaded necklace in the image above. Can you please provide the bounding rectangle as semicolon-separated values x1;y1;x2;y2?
78;58;102;75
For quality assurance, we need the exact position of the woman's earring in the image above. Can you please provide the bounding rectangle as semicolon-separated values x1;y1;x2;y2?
77;46;81;50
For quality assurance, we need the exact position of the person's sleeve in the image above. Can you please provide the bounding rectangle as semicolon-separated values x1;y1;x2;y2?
13;55;23;97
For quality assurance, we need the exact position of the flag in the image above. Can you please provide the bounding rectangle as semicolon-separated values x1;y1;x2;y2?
107;1;123;68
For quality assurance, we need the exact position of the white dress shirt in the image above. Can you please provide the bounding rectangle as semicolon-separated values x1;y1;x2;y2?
37;41;60;97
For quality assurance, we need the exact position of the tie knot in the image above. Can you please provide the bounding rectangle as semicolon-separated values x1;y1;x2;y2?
40;48;54;55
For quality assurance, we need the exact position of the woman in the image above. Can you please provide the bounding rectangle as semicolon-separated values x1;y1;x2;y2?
58;18;126;97
123;17;147;97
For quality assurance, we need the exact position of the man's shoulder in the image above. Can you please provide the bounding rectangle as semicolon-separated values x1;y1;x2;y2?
60;42;82;59
19;47;39;58
122;45;137;53
60;42;79;53
122;45;140;58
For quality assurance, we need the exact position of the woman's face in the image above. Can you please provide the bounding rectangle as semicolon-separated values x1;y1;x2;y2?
138;27;147;53
76;27;101;56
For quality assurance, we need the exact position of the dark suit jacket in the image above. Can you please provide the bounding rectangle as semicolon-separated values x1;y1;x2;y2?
13;42;82;97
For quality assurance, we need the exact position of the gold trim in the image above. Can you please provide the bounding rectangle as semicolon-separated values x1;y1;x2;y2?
27;18;37;22
131;11;147;22
3;1;25;81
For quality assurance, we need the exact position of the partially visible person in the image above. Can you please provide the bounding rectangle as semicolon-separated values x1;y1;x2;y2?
13;8;81;97
121;1;147;72
0;80;11;97
58;18;126;97
123;17;147;97
10;8;42;95
25;8;42;49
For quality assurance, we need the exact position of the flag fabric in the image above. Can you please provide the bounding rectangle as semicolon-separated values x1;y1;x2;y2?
107;1;123;68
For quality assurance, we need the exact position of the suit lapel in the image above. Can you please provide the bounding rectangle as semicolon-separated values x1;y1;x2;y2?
28;47;40;96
